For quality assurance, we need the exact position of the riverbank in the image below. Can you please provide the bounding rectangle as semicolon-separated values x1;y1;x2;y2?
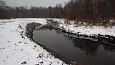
48;18;115;44
50;18;115;36
25;18;115;65
27;19;115;65
0;18;68;65
0;18;115;65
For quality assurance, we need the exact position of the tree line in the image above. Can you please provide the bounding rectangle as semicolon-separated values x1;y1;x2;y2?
0;0;115;20
64;0;115;20
0;1;64;19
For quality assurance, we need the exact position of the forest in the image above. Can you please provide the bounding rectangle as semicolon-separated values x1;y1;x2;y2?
0;0;115;20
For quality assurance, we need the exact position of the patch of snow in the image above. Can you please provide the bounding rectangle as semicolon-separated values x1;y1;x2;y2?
53;19;115;37
0;18;67;65
109;19;115;23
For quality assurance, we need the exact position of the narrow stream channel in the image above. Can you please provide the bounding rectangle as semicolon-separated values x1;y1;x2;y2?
33;27;115;65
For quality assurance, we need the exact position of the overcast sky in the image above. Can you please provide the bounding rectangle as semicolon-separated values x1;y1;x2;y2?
3;0;70;8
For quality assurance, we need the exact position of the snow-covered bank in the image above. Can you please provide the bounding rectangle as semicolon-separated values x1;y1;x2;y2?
52;19;115;37
0;18;114;65
0;18;67;65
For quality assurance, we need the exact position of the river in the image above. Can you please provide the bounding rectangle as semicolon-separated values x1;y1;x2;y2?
33;26;115;65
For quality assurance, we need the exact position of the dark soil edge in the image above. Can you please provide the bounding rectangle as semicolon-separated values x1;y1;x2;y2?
60;29;115;45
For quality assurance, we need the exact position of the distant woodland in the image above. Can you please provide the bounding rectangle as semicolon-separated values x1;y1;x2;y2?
0;0;115;20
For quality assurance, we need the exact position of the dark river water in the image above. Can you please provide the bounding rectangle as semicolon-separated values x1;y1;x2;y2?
33;27;115;65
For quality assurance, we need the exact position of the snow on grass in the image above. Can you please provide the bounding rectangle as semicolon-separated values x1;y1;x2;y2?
0;18;67;65
52;18;115;37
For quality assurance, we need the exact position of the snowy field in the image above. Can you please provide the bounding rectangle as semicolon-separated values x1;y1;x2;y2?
0;18;67;65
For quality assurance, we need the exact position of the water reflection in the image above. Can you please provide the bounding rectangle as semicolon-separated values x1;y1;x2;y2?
67;35;115;55
37;27;115;56
33;26;115;65
103;44;115;52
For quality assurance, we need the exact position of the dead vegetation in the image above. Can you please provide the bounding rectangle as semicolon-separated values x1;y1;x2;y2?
64;19;115;27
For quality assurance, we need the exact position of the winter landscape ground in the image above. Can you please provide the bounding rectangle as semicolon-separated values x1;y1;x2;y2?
0;18;68;65
0;18;115;65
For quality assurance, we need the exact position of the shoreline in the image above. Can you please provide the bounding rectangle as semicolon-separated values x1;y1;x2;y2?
25;21;115;65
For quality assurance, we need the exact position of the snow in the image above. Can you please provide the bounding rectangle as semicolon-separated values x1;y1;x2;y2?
0;18;115;65
53;19;115;37
0;18;67;65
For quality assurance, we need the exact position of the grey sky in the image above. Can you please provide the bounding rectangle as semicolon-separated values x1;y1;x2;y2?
3;0;70;7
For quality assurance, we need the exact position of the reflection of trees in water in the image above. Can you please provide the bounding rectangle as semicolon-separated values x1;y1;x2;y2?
65;34;115;56
72;37;100;56
55;29;62;34
103;44;115;52
38;25;63;34
36;26;115;56
38;26;53;31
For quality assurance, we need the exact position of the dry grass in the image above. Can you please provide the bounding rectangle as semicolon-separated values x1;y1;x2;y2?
65;19;115;28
